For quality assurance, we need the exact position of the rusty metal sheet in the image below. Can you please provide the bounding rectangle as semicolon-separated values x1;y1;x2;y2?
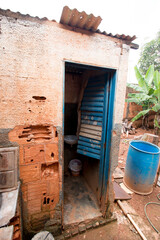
113;182;131;200
0;226;14;240
60;6;136;43
60;6;102;31
0;182;20;227
0;7;137;44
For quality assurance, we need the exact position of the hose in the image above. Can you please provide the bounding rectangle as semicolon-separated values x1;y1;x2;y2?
144;193;160;233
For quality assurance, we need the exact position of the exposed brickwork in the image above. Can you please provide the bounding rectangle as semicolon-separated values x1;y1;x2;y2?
56;215;117;240
8;124;61;235
0;8;131;236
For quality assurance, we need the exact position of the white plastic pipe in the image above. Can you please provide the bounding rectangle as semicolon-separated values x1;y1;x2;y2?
117;200;147;240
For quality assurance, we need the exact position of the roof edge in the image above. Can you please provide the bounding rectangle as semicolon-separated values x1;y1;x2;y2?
0;7;137;46
0;8;56;24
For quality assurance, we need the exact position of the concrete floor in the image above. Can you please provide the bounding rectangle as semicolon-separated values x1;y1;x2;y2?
69;204;142;240
64;175;102;225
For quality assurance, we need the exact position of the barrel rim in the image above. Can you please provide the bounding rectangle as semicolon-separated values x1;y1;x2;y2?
129;140;160;155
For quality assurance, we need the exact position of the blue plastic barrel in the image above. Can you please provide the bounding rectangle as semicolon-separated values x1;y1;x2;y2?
123;140;160;195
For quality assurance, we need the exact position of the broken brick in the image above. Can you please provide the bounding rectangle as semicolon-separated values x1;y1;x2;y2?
78;223;86;233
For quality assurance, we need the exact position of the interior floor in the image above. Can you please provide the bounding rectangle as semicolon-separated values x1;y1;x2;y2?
64;175;102;225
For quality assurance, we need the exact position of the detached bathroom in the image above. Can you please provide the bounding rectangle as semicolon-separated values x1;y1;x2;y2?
63;62;115;225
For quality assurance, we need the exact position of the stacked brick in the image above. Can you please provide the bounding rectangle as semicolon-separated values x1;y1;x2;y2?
9;125;61;233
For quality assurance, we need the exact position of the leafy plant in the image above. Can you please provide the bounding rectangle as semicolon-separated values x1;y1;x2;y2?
138;32;160;75
126;65;160;131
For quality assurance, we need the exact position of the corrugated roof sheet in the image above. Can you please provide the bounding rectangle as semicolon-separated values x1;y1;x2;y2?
0;7;137;46
60;6;136;42
60;6;102;31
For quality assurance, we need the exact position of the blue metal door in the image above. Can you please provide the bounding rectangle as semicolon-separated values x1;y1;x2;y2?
77;74;109;160
77;71;116;209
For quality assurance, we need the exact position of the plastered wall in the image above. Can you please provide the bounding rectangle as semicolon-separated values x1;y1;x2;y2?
0;9;130;235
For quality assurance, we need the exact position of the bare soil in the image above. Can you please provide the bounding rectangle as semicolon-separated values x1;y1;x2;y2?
62;128;160;240
118;128;160;234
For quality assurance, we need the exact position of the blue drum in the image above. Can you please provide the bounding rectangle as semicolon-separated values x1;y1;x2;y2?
124;141;160;195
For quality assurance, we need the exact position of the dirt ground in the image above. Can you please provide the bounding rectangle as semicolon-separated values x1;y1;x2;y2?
70;204;141;240
118;128;160;235
65;128;160;240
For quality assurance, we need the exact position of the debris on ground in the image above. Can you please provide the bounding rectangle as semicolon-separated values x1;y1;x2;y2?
119;183;133;195
117;128;160;239
113;182;131;200
122;119;136;137
113;167;124;179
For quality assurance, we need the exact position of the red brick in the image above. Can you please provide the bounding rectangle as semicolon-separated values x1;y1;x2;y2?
45;143;58;162
20;164;40;183
24;144;45;164
28;198;41;214
19;146;24;165
41;162;59;180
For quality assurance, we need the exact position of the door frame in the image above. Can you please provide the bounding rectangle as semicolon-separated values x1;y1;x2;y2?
99;71;117;213
62;60;117;219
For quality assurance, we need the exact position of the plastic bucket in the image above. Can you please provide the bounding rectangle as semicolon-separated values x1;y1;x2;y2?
124;140;160;195
68;159;82;176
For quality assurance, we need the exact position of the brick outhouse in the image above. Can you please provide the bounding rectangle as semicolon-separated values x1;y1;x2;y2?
0;6;138;238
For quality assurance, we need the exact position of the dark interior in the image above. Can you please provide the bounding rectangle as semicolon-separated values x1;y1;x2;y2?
64;62;109;225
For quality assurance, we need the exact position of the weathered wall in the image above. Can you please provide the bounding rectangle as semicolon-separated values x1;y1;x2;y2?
0;9;131;235
65;73;82;104
0;11;129;129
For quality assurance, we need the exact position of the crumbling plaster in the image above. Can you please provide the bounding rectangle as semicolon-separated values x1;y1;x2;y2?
0;12;129;129
0;9;131;235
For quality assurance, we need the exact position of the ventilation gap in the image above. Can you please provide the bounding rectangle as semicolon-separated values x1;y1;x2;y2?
55;131;58;137
51;152;54;158
47;198;50;204
32;96;46;100
43;197;46;204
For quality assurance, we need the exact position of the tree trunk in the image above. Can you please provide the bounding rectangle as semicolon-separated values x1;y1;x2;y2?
141;133;159;146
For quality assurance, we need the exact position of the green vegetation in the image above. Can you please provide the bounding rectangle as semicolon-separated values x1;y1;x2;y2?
138;32;160;75
126;65;160;132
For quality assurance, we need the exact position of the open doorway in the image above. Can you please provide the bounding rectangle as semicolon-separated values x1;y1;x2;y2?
63;62;115;226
